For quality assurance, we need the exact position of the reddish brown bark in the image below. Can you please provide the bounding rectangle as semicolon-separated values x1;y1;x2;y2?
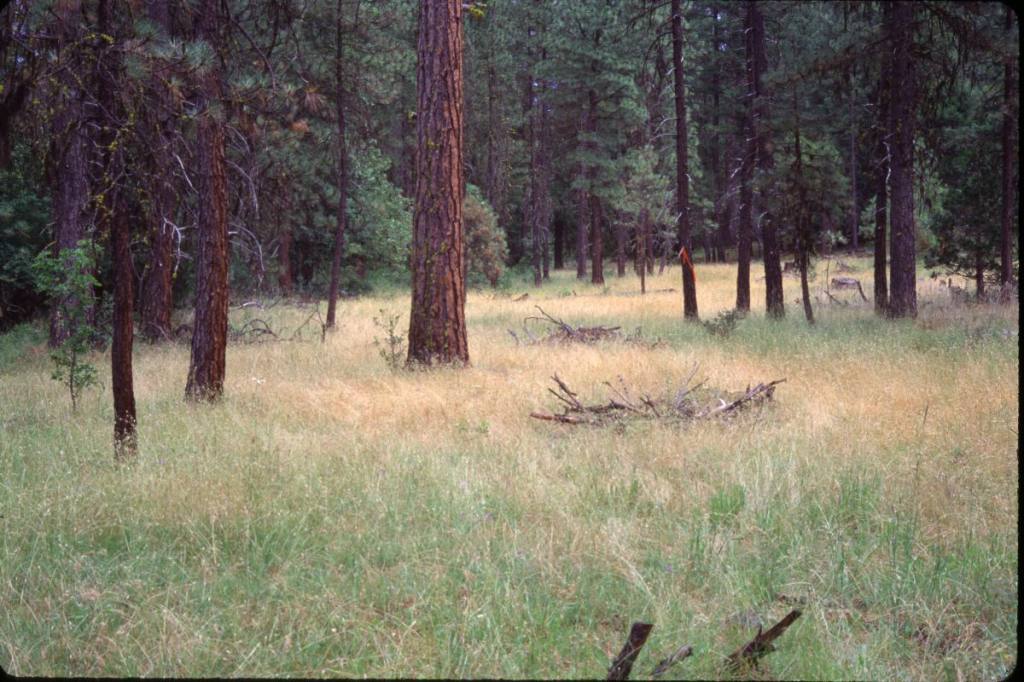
887;1;917;318
185;0;229;401
96;0;136;458
407;0;468;366
326;0;348;329
672;0;698;319
590;194;605;286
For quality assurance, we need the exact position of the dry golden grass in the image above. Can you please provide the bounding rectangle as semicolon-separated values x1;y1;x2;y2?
0;257;1017;678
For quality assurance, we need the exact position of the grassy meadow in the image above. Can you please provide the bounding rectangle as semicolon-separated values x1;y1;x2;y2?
0;257;1018;679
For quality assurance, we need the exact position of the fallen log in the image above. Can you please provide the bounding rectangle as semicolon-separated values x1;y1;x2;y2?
726;609;802;670
651;644;693;678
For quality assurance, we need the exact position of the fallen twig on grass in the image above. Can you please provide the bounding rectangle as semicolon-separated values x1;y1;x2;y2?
508;306;663;348
651;644;694;678
530;368;784;426
726;609;802;671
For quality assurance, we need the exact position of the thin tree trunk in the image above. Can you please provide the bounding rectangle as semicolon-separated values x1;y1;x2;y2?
793;88;814;325
749;0;784;318
616;215;627;277
576;166;589;279
640;209;649;294
873;72;889;315
278;229;294;295
975;255;986;300
1000;6;1016;287
554;217;564;270
407;0;468;366
849;67;859;251
96;0;137;457
326;0;348;329
672;0;697;319
185;0;229;401
736;119;753;310
590;194;604;285
887;1;917;318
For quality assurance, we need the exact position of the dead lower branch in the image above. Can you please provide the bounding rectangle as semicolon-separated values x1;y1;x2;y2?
726;609;802;670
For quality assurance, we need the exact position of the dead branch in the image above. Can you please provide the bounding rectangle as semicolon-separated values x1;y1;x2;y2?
726;609;802;670
608;622;654;681
651;644;693;678
229;318;277;343
531;372;784;427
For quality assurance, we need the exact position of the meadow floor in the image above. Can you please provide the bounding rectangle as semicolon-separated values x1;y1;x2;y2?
0;258;1018;679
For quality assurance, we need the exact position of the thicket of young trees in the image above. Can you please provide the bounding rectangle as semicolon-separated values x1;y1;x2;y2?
0;1;1018;456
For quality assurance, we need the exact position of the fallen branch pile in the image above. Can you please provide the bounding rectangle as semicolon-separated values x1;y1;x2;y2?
509;306;622;345
530;367;784;426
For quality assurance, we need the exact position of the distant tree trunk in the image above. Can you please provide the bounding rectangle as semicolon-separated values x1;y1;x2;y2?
278;229;294;295
326;0;349;329
185;0;229;401
672;0;697;320
484;57;508;252
1001;6;1016;287
48;4;92;348
639;209;650;294
615;216;627;277
748;0;784;318
526;46;542;287
736;115;753;309
553;216;564;270
407;0;468;366
590;194;605;285
576;169;589;279
793;89;814;325
873;73;889;315
886;1;917;318
96;0;137;457
975;255;986;300
848;67;859;251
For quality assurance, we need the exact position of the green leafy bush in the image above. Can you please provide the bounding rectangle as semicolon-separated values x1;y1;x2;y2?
464;184;507;288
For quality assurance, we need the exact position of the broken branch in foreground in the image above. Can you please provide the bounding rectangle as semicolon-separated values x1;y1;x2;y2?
726;609;802;670
530;367;785;426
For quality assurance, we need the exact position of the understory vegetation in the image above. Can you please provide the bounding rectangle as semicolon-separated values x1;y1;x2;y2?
0;259;1017;679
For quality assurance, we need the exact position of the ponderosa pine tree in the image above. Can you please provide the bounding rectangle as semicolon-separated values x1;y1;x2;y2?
185;0;230;400
672;0;698;320
407;0;468;366
886;1;917;318
325;0;349;329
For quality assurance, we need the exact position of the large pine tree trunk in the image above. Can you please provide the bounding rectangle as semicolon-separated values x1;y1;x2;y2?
326;0;349;329
407;0;468;366
672;0;697;320
1000;7;1016;288
887;1;917;318
185;0;229;401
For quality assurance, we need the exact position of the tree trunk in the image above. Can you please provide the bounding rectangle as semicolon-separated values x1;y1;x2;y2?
185;0;229;401
554;216;564;270
849;67;859;251
1000;6;1016;287
407;0;468;366
873;73;889;315
615;216;627;277
639;209;650;294
748;0;784;318
793;90;814;325
736;117;753;309
96;0;137;457
576;169;589;279
886;1;917;318
590;194;605;285
326;0;349;329
278;229;294;295
975;255;986;300
48;5;92;348
672;0;698;320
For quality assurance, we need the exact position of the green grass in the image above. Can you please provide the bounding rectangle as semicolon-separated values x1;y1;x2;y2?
0;259;1018;678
